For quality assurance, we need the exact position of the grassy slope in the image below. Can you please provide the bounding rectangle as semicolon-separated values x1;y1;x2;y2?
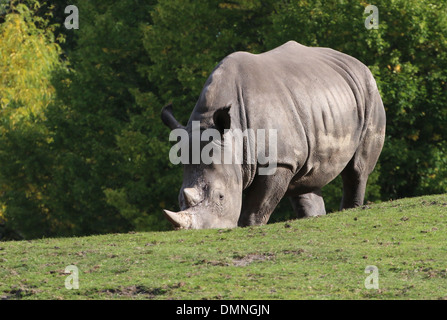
1;194;447;300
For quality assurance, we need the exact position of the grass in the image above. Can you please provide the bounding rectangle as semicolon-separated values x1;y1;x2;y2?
1;194;447;300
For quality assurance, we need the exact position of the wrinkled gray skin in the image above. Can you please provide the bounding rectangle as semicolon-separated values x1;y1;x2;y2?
161;41;386;229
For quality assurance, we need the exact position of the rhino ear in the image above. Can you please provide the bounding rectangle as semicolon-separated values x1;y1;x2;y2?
213;105;231;135
161;103;185;130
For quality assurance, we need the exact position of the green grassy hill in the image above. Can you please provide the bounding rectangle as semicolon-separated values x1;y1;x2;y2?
1;194;446;300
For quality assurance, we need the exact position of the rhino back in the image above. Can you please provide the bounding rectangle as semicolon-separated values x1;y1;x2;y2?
192;41;384;190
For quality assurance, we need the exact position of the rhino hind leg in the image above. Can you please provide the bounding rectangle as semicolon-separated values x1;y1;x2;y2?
340;127;385;210
340;169;368;210
289;189;327;218
339;132;383;210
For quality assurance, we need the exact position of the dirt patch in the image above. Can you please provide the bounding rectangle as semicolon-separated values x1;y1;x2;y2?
194;259;229;266
232;253;275;267
282;248;306;255
102;285;166;298
101;282;185;299
421;200;447;207
1;285;42;300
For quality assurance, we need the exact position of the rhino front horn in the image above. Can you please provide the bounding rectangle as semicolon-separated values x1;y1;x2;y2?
163;209;192;229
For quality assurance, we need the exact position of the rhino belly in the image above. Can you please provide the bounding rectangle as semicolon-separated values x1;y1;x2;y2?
285;130;360;195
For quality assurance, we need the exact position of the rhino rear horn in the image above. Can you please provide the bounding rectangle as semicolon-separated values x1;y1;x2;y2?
163;209;192;229
183;188;202;207
161;103;185;130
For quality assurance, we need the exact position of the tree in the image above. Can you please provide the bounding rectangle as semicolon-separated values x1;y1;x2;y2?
43;0;168;235
0;1;65;238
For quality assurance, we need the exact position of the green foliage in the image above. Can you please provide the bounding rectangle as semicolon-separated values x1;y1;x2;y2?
0;1;60;122
0;1;64;238
1;0;446;239
143;0;272;121
43;0;164;235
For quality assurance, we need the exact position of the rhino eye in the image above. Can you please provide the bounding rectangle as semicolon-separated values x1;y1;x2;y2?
219;194;224;200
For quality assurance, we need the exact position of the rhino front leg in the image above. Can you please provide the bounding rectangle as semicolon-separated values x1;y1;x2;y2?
289;189;326;218
238;167;294;227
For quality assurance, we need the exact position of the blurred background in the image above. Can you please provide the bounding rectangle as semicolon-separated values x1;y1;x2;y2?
0;0;446;240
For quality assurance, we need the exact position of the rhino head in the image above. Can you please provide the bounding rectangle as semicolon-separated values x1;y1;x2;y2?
161;103;243;229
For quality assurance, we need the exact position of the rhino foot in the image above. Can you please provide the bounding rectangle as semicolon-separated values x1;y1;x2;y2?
289;190;326;218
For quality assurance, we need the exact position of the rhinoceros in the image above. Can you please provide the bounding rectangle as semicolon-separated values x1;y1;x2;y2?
161;41;386;229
